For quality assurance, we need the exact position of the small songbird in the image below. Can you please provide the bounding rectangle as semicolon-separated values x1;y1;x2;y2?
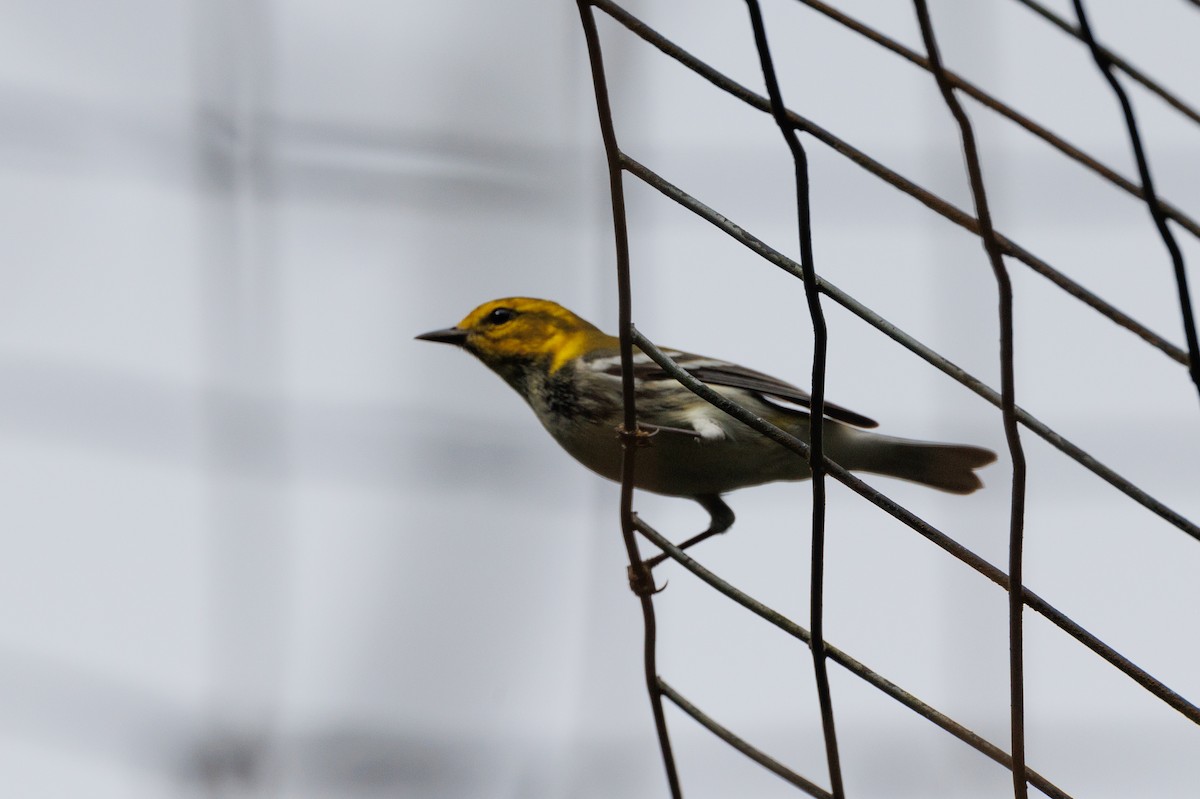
417;297;996;556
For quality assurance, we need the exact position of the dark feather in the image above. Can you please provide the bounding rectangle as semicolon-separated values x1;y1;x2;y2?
630;353;879;429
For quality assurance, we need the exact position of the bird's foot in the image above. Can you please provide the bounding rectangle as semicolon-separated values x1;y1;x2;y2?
615;423;701;444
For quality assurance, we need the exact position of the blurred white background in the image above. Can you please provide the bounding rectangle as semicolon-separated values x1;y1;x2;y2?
0;0;1197;797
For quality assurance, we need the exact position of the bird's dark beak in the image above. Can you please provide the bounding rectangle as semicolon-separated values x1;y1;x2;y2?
415;326;469;346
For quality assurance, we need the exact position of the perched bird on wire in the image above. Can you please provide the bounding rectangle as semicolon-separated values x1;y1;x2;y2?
418;297;996;561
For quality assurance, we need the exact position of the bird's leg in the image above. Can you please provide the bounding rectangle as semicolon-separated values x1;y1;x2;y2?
645;494;735;568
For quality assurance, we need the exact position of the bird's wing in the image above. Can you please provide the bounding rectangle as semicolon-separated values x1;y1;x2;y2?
589;348;879;429
669;359;879;429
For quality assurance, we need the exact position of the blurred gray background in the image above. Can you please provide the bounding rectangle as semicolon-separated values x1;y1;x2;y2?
1;0;1198;797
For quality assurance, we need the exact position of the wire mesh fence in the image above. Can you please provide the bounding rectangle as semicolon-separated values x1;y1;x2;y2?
576;1;1200;797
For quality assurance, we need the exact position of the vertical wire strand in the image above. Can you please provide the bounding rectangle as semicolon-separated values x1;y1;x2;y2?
1070;0;1200;406
577;4;683;796
744;3;844;797
911;4;1030;798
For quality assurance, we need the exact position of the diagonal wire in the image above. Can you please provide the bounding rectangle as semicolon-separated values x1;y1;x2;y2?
625;155;1200;722
788;0;1200;241
631;328;1200;728
744;2;843;795
577;4;683;796
590;0;1190;368
636;518;1074;799
658;679;834;799
621;153;1200;545
1070;0;1200;405
1011;0;1200;127
912;4;1029;796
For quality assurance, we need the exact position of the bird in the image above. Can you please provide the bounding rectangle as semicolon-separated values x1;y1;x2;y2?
417;297;996;563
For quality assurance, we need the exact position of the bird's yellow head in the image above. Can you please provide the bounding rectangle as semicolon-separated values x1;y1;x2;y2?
416;298;617;374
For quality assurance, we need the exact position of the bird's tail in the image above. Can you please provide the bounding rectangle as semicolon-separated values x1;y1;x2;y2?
839;432;998;495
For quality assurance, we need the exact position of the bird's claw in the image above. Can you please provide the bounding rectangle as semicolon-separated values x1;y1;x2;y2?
615;423;657;448
615;423;701;444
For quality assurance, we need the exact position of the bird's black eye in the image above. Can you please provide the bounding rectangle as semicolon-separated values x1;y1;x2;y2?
485;307;517;325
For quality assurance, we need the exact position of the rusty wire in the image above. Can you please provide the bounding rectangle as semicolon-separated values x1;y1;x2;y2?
576;1;1199;797
1068;0;1200;403
578;5;682;796
743;1;843;795
911;4;1030;795
1012;0;1200;127
618;154;1200;543
592;0;1200;538
635;515;1070;799
594;0;1191;368
622;159;1200;725
790;0;1200;241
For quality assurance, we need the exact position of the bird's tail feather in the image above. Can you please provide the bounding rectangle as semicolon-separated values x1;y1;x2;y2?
843;433;998;495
